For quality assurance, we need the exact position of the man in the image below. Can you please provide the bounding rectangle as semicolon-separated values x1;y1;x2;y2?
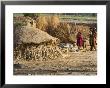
89;27;97;51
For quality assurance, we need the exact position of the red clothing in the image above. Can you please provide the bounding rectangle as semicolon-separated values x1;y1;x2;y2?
76;33;83;47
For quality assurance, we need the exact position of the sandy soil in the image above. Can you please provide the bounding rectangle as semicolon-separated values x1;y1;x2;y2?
14;50;97;75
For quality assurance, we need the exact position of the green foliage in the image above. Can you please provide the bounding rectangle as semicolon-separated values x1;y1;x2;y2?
13;17;27;29
14;22;25;29
23;13;37;18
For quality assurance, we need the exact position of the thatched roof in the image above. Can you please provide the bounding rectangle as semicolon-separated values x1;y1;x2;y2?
14;26;58;44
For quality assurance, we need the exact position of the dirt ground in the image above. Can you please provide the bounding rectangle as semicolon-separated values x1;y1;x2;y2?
14;49;97;75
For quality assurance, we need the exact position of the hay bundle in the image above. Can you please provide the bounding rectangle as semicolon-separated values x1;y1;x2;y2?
49;15;60;29
36;16;48;31
36;15;60;31
49;22;72;43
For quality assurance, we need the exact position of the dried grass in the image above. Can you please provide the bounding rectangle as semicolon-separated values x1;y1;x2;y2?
36;16;48;31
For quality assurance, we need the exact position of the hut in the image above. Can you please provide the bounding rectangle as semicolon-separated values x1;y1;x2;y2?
14;26;66;61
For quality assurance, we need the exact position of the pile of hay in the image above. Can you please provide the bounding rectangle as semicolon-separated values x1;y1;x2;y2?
49;15;60;29
14;44;65;61
36;15;60;31
34;15;74;43
36;16;48;31
14;26;67;61
48;22;72;43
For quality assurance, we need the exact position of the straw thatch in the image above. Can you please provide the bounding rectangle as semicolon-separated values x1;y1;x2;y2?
14;26;59;45
14;26;68;61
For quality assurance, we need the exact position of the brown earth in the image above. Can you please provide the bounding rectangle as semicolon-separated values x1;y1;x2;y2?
14;50;97;75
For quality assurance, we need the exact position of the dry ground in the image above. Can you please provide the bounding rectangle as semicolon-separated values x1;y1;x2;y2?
14;50;97;75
